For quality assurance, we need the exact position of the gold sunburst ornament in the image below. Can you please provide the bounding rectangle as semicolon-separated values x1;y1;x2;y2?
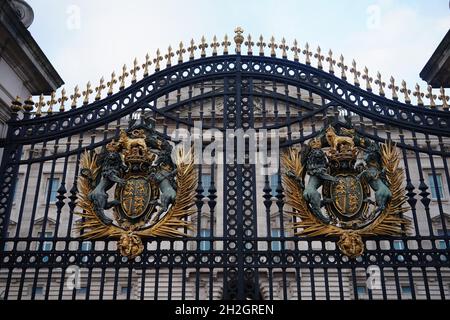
76;116;197;259
282;124;410;258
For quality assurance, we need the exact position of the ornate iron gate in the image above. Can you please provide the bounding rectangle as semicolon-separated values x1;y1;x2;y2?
0;28;449;300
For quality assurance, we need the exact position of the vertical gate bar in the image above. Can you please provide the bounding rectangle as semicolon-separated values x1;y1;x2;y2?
379;267;387;300
350;267;358;300
85;266;93;300
337;267;344;300
126;267;132;300
411;131;434;236
421;267;431;299
393;267;402;300
398;130;420;235
438;136;450;246
309;266;316;300
324;267;330;300
406;266;416;300
154;240;160;300
295;266;301;300
99;267;106;300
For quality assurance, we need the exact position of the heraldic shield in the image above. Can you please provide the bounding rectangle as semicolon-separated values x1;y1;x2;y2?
283;123;410;258
76;115;197;259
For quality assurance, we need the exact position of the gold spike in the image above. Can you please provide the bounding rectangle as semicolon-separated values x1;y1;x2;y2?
337;54;348;80
130;58;141;83
349;60;361;86
257;35;266;56
177;42;186;63
107;72;117;96
425;85;436;108
375;72;385;96
210;36;219;56
361;67;373;91
153;50;163;71
95;77;106;100
165;46;175;67
47;91;57;114
119;64;129;89
245;34;254;55
400;80;411;104
35;94;45;117
199;36;208;57
291;39;300;62
439;86;449;110
222;34;231;55
314;46;324;69
303;42;312;65
326;49;336;74
413;84;424;106
279;38;289;59
388;76;399;100
188;39;197;60
70;85;81;109
234;27;244;53
82;82;93;105
58;88;68;111
142;53;152;77
269;36;277;57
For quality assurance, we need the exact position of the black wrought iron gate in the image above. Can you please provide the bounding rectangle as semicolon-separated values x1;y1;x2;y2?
0;30;449;300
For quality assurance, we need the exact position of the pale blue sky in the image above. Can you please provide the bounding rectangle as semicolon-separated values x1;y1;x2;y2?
27;0;449;96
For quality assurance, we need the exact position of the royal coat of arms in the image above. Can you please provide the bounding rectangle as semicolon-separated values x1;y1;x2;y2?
76;115;197;259
283;124;410;258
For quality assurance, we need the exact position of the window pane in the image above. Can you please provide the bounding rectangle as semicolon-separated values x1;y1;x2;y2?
201;175;211;196
270;175;279;197
48;178;60;202
200;229;211;251
428;174;444;200
271;229;281;251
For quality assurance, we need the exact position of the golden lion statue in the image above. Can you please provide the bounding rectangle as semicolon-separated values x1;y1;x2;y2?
119;130;147;151
325;126;355;152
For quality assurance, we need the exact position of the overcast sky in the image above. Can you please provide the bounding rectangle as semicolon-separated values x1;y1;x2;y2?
27;0;449;98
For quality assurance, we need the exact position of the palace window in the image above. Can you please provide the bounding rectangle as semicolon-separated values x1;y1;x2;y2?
428;174;444;200
37;232;53;251
437;230;449;249
47;178;60;203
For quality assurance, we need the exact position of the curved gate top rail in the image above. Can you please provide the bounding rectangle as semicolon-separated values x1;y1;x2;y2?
6;27;450;144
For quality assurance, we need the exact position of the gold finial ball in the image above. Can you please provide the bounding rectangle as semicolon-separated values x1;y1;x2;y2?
234;26;245;50
23;96;34;112
11;96;22;112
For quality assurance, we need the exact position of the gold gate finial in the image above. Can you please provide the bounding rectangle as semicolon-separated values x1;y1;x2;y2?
177;42;186;62
119;65;129;90
314;46;324;69
58;88;68;111
153;50;163;71
388;76;399;100
439;86;449;110
35;94;45;117
188;39;197;60
375;72;385;96
400;80;411;104
337;54;347;80
165;46;174;67
326;49;336;74
222;34;231;55
234;27;244;53
82;82;93;105
362;67;372;91
130;58;141;82
95;77;106;100
245;34;254;56
199;36;208;57
350;59;360;86
269;36;277;57
413;84;424;106
426;85;436;108
70;85;81;109
47;91;57;114
257;35;266;56
303;42;312;65
280;38;288;59
142;53;152;77
210;36;219;56
107;72;117;96
291;39;300;62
